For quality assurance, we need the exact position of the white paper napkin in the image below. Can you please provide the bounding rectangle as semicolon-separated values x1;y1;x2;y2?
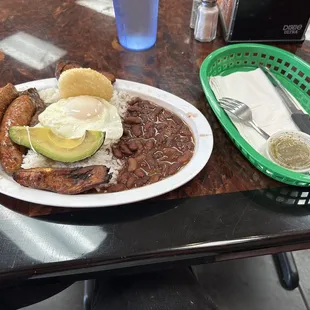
209;68;303;154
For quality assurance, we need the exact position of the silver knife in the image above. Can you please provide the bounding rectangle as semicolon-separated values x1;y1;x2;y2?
260;65;310;135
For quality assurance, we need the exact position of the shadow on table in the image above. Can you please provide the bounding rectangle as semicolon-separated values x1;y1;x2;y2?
0;193;181;226
244;186;310;215
37;198;182;225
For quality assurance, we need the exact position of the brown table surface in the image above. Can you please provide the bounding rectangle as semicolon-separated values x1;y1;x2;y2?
0;0;310;285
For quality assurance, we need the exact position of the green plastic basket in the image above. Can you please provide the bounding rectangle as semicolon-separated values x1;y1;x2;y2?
200;43;310;187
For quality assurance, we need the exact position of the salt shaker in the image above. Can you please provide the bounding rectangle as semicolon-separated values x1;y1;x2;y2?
194;0;219;42
190;0;201;29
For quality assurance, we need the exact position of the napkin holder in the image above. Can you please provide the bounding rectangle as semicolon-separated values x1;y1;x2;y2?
218;0;310;43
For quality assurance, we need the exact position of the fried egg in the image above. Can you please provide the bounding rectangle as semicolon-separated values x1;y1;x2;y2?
38;95;123;141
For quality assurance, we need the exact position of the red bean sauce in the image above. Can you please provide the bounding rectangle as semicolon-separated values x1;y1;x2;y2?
106;97;195;193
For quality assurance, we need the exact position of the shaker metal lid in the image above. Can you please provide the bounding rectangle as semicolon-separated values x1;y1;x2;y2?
202;0;217;3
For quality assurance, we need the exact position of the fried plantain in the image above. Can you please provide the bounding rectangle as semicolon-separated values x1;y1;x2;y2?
13;165;111;194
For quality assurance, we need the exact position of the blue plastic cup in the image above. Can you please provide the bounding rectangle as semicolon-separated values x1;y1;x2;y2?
113;0;159;51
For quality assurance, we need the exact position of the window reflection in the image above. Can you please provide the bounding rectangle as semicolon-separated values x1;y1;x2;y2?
0;32;66;70
306;24;310;41
76;0;115;17
0;207;107;262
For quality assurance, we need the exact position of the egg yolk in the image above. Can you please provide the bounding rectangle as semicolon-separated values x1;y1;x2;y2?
65;96;104;120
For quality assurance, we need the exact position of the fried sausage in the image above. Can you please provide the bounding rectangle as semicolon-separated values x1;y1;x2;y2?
20;88;46;126
0;95;35;174
55;60;116;84
13;165;111;194
100;71;116;84
55;60;82;79
0;83;19;122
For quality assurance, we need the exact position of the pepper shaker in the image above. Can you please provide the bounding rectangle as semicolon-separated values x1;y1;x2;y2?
190;0;201;29
194;0;219;42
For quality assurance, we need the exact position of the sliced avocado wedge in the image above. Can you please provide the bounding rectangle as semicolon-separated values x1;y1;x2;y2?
9;127;105;163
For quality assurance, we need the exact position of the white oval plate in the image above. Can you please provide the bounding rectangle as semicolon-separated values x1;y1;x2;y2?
0;78;213;208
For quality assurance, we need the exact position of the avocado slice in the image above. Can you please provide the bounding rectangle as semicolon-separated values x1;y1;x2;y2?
9;127;105;163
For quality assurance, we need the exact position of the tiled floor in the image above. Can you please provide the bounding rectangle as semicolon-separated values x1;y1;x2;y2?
21;281;84;310
193;254;307;310
22;251;310;310
292;250;310;309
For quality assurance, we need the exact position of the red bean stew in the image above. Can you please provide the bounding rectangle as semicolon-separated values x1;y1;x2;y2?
105;97;195;193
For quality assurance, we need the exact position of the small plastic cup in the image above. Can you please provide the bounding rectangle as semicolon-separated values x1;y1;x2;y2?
113;0;159;51
266;130;310;173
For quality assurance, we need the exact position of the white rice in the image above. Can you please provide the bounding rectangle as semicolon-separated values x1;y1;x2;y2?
21;89;133;183
38;88;61;105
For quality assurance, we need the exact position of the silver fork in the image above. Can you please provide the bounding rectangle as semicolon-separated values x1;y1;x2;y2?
219;97;270;140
